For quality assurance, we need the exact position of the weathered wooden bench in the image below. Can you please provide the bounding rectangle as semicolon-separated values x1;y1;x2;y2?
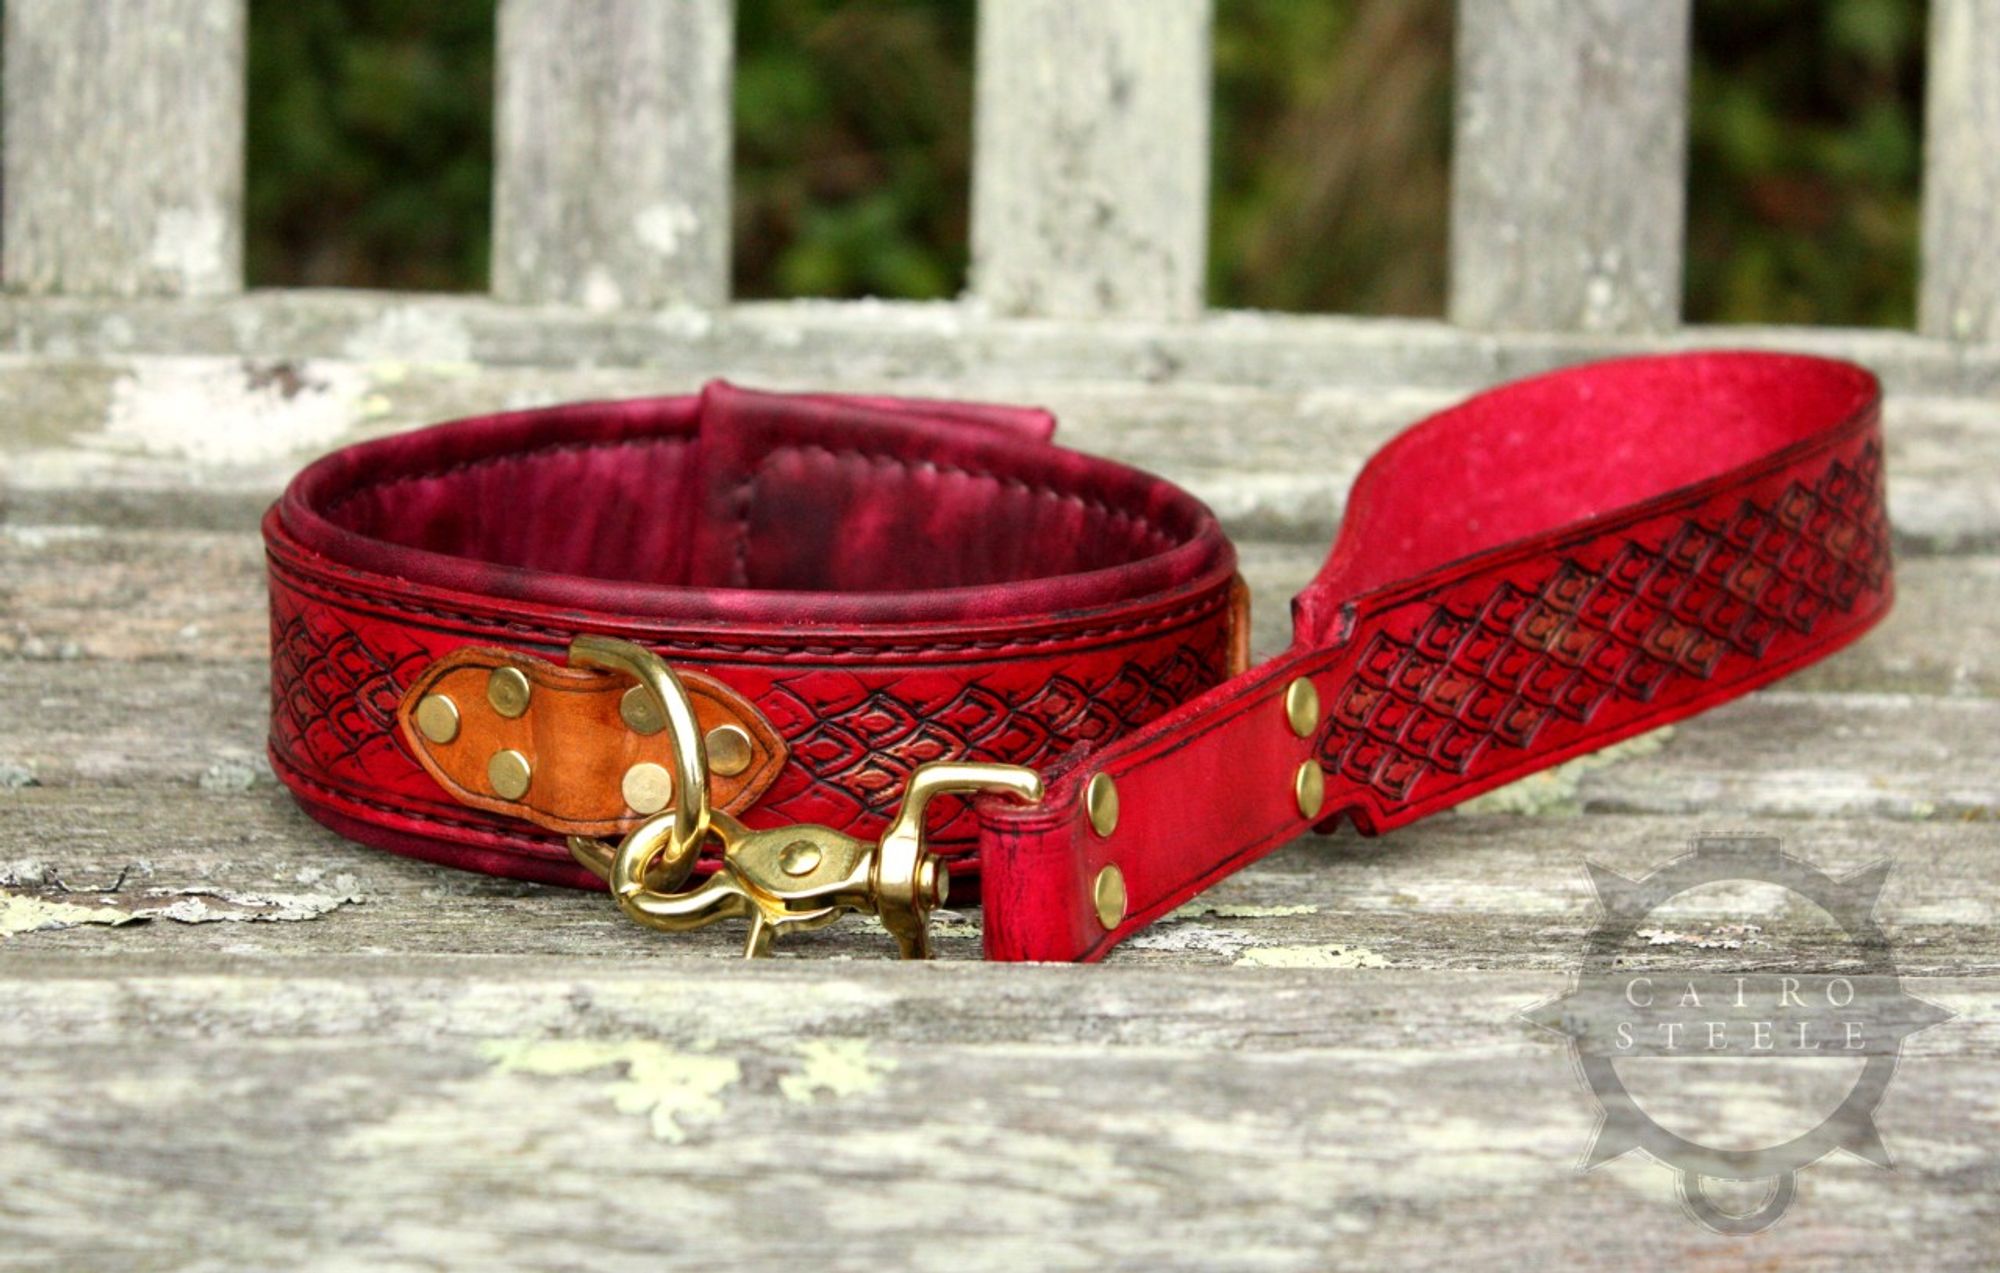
2;1;1995;1266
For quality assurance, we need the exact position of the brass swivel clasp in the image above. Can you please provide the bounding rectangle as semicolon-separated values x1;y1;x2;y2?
563;635;1042;958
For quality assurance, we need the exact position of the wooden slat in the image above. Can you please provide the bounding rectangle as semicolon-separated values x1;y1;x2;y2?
5;292;2000;401
5;531;1992;1259
1921;0;2000;342
0;955;1987;1269
0;349;1995;552
491;0;733;309
970;0;1213;319
1449;0;1690;333
6;783;1999;971
1;0;245;296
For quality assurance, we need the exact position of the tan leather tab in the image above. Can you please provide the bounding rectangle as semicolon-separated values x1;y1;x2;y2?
396;647;787;836
1225;572;1252;677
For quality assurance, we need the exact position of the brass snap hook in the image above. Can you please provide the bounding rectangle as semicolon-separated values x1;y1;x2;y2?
868;761;1043;958
563;636;1043;958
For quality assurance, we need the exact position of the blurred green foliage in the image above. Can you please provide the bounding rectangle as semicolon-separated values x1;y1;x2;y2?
1210;0;1452;315
244;0;1925;327
246;0;493;290
1687;0;1923;326
733;0;973;299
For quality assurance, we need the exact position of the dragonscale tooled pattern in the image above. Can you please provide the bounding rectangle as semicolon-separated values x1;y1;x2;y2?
269;590;438;786
269;565;1232;840
1317;446;1889;805
757;630;1229;834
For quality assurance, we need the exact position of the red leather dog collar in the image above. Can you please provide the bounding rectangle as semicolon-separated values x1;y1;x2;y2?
265;352;1892;961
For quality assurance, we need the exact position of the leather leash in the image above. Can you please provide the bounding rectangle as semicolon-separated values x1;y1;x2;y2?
264;352;1893;960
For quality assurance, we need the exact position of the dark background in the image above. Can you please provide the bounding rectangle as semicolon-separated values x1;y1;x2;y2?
246;0;1925;326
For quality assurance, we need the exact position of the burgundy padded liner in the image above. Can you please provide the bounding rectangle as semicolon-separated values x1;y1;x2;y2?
280;382;1236;629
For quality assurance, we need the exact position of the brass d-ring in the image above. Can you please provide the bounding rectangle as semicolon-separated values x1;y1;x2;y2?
565;634;711;900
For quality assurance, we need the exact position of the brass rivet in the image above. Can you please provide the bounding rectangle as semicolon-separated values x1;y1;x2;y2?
621;761;673;815
1092;864;1127;930
1284;677;1321;738
1085;772;1119;838
778;839;822;877
487;666;532;719
925;858;951;908
620;685;664;735
706;724;753;777
1294;760;1326;820
414;694;460;744
488;749;532;800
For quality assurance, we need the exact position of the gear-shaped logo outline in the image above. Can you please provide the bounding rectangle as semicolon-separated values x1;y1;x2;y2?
1524;834;1953;1235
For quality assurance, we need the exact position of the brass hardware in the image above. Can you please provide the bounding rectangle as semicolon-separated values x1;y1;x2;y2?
488;666;532;719
565;636;1043;959
1085;772;1119;838
1284;677;1320;738
778;840;823;876
1092;864;1127;930
620;684;665;735
1289;681;1325;819
489;749;532;799
622;693;753;778
621;762;673;815
1294;759;1325;819
414;694;460;744
706;724;754;777
570;634;713;896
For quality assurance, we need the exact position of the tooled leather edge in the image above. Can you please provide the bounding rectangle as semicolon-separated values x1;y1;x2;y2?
394;647;787;836
1225;573;1252;676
